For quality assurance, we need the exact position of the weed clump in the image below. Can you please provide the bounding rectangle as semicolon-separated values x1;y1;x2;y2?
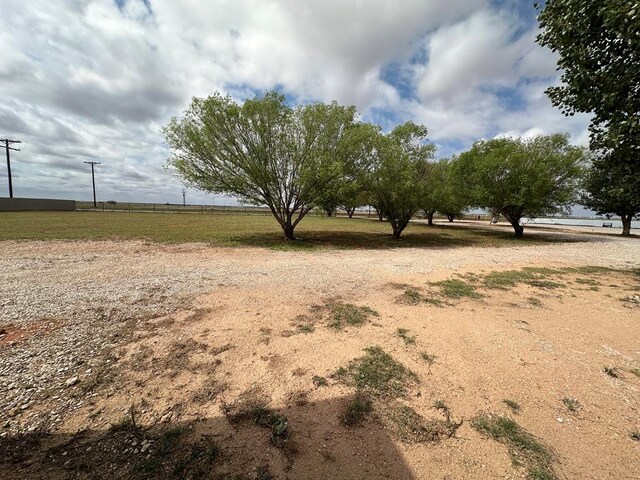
341;392;373;426
604;366;619;378
421;351;437;373
312;375;328;387
397;328;416;345
401;288;423;305
335;346;417;398
561;397;580;412
386;403;461;443
328;303;378;329
472;414;556;480
432;279;480;299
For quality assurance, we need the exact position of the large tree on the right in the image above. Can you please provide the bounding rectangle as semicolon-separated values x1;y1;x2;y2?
582;151;640;236
536;1;640;235
536;0;639;153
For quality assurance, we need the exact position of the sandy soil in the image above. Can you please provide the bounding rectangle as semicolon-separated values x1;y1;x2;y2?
1;232;639;479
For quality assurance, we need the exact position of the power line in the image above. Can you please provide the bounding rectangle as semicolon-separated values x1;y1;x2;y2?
84;161;101;208
1;139;21;198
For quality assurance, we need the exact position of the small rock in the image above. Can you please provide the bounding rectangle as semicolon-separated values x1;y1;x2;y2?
556;417;564;423
141;444;150;453
160;413;172;423
65;377;79;387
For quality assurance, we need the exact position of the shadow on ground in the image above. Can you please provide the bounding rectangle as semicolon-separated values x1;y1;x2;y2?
233;223;593;250
1;395;418;480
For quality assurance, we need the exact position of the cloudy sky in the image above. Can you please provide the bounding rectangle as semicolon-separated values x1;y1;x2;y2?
1;0;592;205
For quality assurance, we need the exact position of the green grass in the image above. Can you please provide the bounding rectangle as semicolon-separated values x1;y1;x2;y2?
396;328;416;345
401;288;423;305
482;268;564;290
312;375;328;387
432;279;481;299
0;212;577;250
335;346;418;398
472;414;556;480
341;392;373;426
327;303;378;329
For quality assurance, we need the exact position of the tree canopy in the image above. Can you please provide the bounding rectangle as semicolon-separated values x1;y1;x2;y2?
536;0;640;153
454;134;585;237
163;91;363;240
369;122;436;239
582;150;640;236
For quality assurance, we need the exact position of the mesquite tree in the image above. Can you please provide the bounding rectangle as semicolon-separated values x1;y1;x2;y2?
369;122;436;239
163;91;361;240
454;134;585;237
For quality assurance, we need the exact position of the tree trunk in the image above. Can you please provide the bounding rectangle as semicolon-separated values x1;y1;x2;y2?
346;207;355;218
512;223;524;238
375;208;384;221
447;214;454;222
325;209;334;217
427;211;434;226
501;208;524;238
621;214;632;236
283;223;295;241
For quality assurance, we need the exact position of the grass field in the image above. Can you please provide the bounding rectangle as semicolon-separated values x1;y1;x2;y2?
0;211;577;249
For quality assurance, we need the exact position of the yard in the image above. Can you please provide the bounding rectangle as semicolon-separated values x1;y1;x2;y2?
0;213;639;479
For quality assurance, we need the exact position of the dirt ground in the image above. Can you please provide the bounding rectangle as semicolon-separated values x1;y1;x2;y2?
1;231;639;479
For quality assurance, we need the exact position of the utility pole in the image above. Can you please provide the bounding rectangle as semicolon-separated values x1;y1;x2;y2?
182;188;186;207
1;139;21;198
84;161;101;208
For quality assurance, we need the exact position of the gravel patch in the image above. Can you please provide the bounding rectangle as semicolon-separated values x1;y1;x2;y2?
1;235;639;435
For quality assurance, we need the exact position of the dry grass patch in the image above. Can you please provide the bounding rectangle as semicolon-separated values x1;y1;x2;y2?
334;346;418;399
472;414;556;480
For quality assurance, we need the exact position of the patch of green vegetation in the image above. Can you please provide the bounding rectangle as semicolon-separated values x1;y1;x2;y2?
402;288;423;305
341;391;373;426
526;279;562;289
575;278;599;286
424;296;445;307
482;270;539;289
397;328;416;345
604;366;619;378
0;211;571;250
312;375;328;387
335;346;418;398
482;267;565;291
327;303;378;329
296;323;314;333
631;368;640;378
472;414;556;480
503;399;521;413
386;403;460;443
561;397;580;412
528;297;544;307
631;431;640;441
432;279;480;299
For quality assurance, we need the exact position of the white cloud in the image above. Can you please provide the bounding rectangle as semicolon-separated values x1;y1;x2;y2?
0;0;589;203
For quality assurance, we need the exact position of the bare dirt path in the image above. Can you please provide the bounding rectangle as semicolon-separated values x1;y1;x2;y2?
1;234;639;479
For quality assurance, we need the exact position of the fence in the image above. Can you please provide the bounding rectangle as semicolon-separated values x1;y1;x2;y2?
0;197;76;211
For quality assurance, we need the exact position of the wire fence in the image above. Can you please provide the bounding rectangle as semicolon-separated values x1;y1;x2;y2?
75;201;491;221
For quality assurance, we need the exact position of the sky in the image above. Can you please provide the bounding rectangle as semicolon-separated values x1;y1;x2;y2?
0;0;593;206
